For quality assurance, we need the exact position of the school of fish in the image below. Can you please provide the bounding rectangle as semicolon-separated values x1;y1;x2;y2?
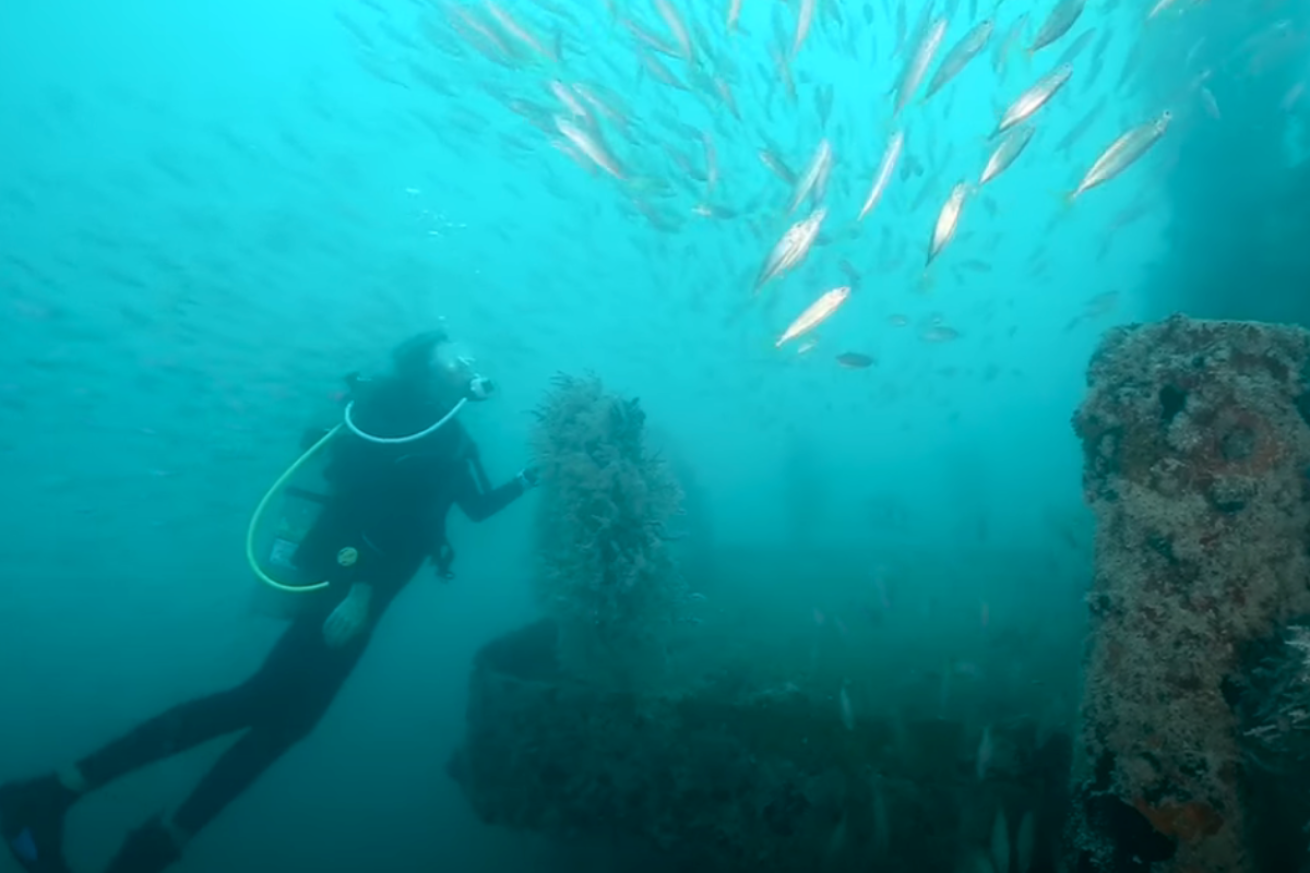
325;0;1302;370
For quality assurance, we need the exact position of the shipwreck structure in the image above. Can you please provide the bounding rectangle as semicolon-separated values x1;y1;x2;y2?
447;618;1072;872
450;374;1077;871
1069;315;1310;871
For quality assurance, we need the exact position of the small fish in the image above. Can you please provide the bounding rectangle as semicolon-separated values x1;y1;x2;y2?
621;16;679;57
756;208;827;290
713;76;740;118
979;125;1034;186
859;130;905;221
839;683;856;731
728;0;743;32
1017;810;1036;873
993;13;1029;74
816;83;835;127
1063;290;1119;330
1054;97;1107;155
574;83;629;131
922;324;960;342
838;259;862;287
872;776;890;856
654;0;695;61
927;182;969;267
1282;81;1305;111
692;203;736;219
789;138;833;213
554;116;626;179
888;314;910;327
1069;110;1171;202
976;725;994;779
836;351;876;368
1056;27;1096;65
485;2;559;63
926;19;994;99
1028;0;1084;56
895;18;949;116
549;80;592;123
795;0;817;57
759;149;797;185
702;131;719;194
776;286;852;347
637;49;689;90
1199;86;1220;120
995;62;1072;134
1147;0;1182;19
991;808;1011;873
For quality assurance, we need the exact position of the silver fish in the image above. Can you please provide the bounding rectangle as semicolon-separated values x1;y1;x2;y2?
928;182;968;266
979;125;1034;186
994;62;1072;134
555;116;626;179
990;808;1010;873
1028;0;1085;56
895;17;948;116
926;19;994;99
777;285;851;346
993;13;1029;74
795;0;817;57
1056;27;1097;65
757;207;827;290
788;138;833;213
859;130;905;220
1054;96;1107;154
1069;110;1171;201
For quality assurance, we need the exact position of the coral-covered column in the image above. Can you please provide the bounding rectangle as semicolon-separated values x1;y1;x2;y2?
1069;315;1310;872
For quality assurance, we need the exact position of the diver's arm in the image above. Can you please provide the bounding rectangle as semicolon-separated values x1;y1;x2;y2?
454;464;531;522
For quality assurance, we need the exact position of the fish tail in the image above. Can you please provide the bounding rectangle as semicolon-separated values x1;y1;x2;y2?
1050;188;1077;217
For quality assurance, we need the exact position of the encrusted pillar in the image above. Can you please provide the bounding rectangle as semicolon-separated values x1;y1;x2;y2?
1069;315;1310;871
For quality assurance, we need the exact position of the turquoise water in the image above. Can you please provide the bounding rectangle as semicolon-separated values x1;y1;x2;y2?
0;0;1302;870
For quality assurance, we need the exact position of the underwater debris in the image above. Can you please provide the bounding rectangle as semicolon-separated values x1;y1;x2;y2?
1067;315;1310;873
529;372;685;690
449;619;1074;873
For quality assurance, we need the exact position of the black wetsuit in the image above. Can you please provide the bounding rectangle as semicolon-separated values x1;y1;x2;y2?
71;381;524;837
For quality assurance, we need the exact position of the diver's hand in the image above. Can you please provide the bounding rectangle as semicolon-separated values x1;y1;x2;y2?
323;583;373;648
517;466;540;490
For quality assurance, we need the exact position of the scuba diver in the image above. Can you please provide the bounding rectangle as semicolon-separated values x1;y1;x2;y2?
0;329;537;873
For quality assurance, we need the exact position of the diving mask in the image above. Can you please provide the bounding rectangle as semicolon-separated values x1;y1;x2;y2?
431;340;495;402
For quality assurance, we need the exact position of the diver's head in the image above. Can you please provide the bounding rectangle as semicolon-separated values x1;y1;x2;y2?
390;329;495;407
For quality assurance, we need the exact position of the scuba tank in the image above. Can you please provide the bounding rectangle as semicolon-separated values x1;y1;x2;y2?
265;472;331;578
247;397;354;597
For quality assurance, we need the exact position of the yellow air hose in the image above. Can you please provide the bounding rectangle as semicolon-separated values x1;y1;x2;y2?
245;424;342;593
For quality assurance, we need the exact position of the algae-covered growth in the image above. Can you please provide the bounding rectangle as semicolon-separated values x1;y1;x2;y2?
530;373;687;690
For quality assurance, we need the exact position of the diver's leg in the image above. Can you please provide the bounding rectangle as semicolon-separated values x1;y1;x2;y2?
0;770;80;873
0;683;265;873
104;614;369;873
0;615;314;873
